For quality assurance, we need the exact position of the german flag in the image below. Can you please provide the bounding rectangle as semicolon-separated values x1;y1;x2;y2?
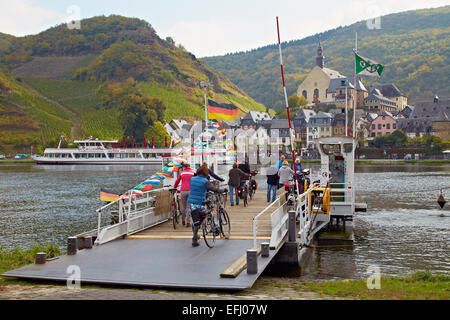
100;188;120;202
207;99;239;120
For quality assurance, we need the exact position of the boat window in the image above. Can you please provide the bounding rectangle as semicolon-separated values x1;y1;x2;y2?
343;143;353;153
75;154;80;158
320;143;340;155
88;153;95;158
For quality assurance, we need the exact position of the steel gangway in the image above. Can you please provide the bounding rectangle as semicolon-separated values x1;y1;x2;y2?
3;181;342;290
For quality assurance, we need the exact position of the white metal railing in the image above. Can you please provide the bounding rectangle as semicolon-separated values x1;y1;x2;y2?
297;185;333;246
268;197;288;249
94;187;172;245
251;191;286;249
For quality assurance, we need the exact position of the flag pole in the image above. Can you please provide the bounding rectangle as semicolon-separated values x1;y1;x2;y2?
352;31;358;203
353;31;357;140
276;16;299;197
345;80;348;136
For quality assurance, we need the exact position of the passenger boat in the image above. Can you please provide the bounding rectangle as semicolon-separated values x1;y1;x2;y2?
32;138;169;165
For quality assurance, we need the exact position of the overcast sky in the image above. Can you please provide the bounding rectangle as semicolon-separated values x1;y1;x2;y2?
0;0;448;57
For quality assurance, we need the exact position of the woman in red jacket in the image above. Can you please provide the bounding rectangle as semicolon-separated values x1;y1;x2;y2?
173;162;195;227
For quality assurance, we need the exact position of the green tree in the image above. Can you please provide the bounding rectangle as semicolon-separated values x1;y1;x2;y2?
298;96;308;106
288;94;302;108
117;95;166;143
390;130;408;145
145;121;168;147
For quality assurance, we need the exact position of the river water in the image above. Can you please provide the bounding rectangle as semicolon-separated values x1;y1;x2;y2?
0;162;449;280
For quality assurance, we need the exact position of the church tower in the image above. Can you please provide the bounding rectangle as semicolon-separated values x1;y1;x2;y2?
316;41;324;68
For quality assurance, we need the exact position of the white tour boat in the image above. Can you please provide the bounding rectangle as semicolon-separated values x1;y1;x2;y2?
32;138;169;165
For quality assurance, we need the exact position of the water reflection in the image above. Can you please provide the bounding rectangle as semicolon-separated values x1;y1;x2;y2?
310;163;450;279
0;163;161;249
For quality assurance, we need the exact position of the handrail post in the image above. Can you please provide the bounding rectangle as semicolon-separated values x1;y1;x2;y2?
97;210;101;242
127;193;132;235
288;210;296;242
252;218;257;249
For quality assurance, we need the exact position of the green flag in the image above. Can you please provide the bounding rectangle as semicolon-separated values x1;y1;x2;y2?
355;53;384;76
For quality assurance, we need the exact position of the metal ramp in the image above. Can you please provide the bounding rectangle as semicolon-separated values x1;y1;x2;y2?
3;238;282;290
3;183;354;290
3;189;289;290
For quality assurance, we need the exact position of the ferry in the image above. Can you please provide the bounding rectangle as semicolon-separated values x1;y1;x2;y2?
32;138;170;165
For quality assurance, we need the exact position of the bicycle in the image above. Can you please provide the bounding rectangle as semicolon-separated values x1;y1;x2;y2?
211;180;227;208
237;180;249;207
201;190;231;248
169;188;181;229
247;170;258;200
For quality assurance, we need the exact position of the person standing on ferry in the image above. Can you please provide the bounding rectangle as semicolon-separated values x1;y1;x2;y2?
173;162;195;227
277;154;286;170
228;162;249;206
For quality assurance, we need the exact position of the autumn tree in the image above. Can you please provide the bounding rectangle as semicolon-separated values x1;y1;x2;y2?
288;94;302;108
145;121;168;147
96;78;166;142
287;94;308;114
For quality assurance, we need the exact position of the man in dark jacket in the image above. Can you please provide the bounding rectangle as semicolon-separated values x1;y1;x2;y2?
266;166;279;202
228;162;249;206
188;166;226;247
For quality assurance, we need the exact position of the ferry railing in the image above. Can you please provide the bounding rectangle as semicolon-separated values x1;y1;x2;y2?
251;191;287;250
297;184;337;246
94;187;172;245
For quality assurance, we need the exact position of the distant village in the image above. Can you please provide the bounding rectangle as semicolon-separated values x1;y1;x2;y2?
165;42;449;160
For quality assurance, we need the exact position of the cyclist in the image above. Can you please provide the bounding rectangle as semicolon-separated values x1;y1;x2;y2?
202;161;224;182
278;160;294;185
266;166;279;202
228;162;249;206
292;158;303;173
292;158;304;192
277;154;286;169
188;166;226;247
173;162;194;227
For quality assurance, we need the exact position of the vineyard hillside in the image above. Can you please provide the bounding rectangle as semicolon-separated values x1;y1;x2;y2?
0;15;269;150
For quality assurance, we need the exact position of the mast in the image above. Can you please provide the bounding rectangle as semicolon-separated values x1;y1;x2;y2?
353;31;357;141
352;31;358;200
276;17;300;197
345;80;348;136
200;81;211;165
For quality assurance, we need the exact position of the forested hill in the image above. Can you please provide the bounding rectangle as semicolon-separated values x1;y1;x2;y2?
203;6;450;110
0;15;268;153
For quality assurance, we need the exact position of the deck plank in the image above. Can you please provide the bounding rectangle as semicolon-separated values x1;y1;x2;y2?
131;190;277;240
